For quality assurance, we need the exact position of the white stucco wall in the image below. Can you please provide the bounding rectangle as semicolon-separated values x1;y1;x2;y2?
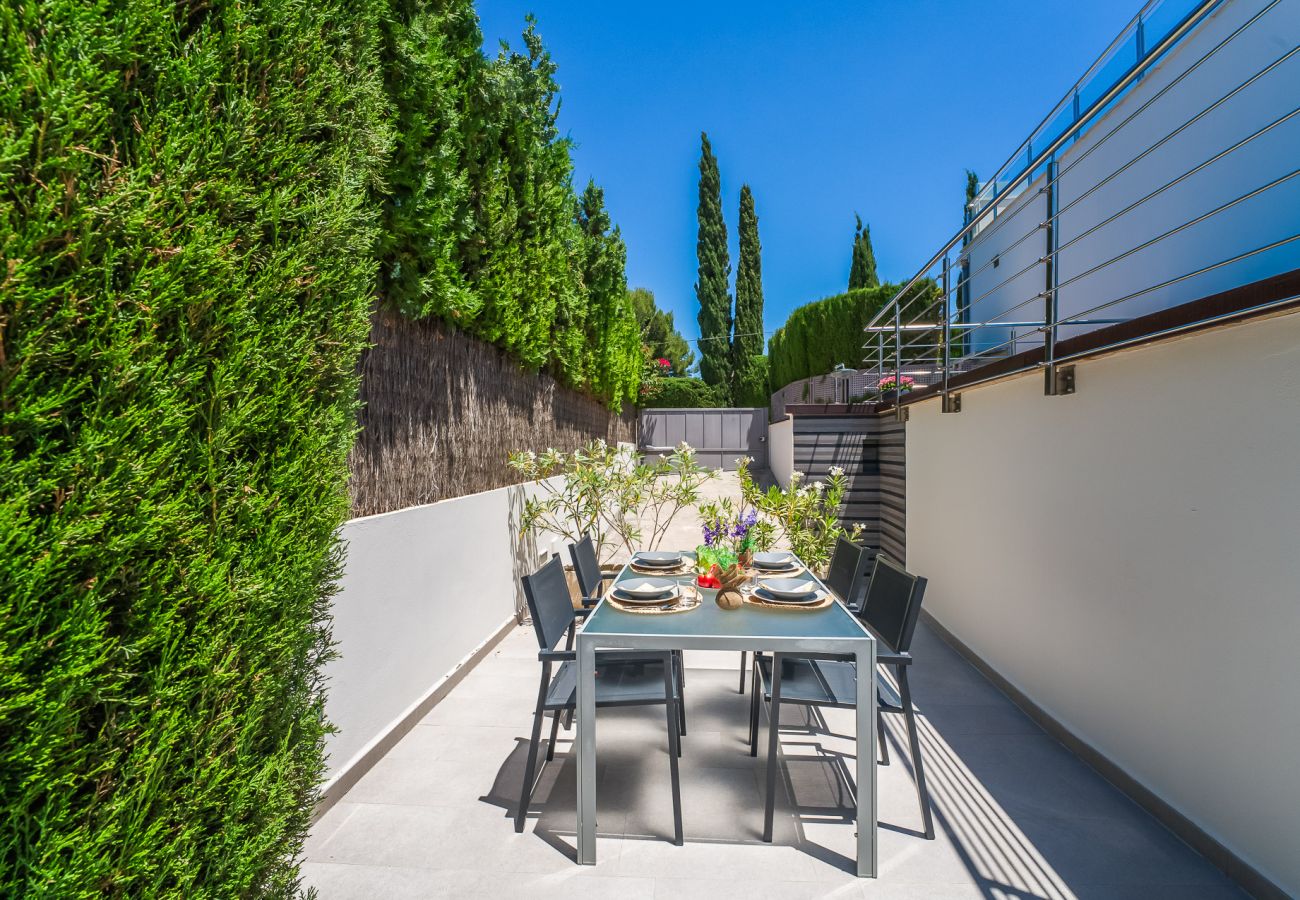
322;481;565;786
769;417;794;488
907;311;1300;896
967;0;1300;344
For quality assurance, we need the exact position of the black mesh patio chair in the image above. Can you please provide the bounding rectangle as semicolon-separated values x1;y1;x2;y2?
739;538;873;693
749;554;934;841
568;537;686;735
516;556;683;844
567;534;617;608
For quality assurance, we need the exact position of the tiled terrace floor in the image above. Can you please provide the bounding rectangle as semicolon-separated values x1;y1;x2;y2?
303;618;1243;899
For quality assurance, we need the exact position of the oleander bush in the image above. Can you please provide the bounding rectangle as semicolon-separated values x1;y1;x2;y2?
0;0;387;895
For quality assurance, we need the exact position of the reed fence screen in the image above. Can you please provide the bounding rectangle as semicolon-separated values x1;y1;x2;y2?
349;309;636;517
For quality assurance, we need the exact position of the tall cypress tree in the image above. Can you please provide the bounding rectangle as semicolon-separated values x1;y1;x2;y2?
733;185;766;405
848;214;879;290
694;132;732;396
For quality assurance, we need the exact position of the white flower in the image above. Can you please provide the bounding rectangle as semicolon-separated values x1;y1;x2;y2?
736;455;752;465
791;470;805;482
812;481;825;494
828;465;844;478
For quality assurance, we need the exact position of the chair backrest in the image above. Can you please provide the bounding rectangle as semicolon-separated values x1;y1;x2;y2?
568;534;601;598
824;537;875;613
521;556;575;652
859;554;927;654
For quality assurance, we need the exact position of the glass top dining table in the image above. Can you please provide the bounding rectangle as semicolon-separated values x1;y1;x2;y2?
574;553;878;877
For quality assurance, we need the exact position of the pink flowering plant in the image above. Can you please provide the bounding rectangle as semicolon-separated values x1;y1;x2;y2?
878;375;915;394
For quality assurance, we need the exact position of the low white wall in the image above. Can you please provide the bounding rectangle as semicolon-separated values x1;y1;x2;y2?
907;311;1300;896
323;481;565;786
769;417;794;488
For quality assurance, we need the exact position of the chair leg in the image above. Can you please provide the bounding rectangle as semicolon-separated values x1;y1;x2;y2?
898;668;935;840
545;708;562;762
748;656;761;757
675;652;687;738
664;661;684;845
516;669;551;833
877;711;890;766
739;651;747;693
762;653;783;843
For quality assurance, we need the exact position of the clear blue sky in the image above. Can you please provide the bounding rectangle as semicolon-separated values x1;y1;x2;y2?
479;0;1139;350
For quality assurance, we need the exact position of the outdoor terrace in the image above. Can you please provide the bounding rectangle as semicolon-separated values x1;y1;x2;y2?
302;616;1242;899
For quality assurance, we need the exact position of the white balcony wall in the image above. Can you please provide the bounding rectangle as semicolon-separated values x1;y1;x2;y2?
322;481;566;789
965;0;1300;347
768;416;794;488
907;310;1300;897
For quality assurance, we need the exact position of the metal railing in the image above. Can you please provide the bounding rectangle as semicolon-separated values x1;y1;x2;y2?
863;0;1300;407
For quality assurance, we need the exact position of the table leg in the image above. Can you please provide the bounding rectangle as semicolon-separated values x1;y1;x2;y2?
855;640;877;877
576;634;597;865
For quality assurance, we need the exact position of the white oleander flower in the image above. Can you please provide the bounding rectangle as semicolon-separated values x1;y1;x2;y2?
828;465;844;478
812;481;825;494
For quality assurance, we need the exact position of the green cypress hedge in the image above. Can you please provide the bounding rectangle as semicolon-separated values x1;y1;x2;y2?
767;282;941;391
0;0;387;894
641;377;728;409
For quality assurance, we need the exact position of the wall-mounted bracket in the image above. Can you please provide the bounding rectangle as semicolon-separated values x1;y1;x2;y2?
942;393;962;414
1045;364;1076;396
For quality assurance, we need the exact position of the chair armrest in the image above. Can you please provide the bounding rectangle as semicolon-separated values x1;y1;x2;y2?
573;606;594;619
877;649;912;666
539;649;577;662
580;595;602;609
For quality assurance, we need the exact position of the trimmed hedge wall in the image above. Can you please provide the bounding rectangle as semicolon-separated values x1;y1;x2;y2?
0;1;386;896
4;1;637;894
767;282;941;391
641;377;728;408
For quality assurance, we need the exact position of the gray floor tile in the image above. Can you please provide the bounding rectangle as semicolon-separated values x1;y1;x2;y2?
304;621;1243;899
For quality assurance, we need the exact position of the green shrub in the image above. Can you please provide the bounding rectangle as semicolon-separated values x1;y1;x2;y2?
642;377;728;408
767;282;941;391
0;0;387;894
376;7;639;407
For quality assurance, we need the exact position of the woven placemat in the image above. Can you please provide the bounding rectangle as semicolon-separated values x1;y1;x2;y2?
606;585;701;615
743;590;834;611
749;564;808;578
628;562;693;576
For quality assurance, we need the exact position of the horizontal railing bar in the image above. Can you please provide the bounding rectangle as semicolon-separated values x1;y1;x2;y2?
867;0;1221;332
1063;231;1300;323
1052;293;1300;365
967;0;1282;251
1048;168;1300;298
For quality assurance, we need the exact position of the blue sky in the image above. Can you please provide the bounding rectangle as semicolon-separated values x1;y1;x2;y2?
479;0;1139;349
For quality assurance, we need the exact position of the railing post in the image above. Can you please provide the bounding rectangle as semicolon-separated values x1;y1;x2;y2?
1043;158;1071;396
893;299;906;421
940;257;960;413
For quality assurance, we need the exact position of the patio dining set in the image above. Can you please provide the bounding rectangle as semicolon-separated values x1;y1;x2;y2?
513;535;934;879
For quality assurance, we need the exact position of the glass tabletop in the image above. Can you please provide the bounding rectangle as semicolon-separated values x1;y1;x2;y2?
582;554;871;642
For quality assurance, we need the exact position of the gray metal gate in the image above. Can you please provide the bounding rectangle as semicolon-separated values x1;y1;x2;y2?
637;408;768;471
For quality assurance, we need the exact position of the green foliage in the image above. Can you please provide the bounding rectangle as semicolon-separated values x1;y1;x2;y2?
374;7;639;407
738;460;864;574
733;354;770;407
641;378;728;409
632;288;694;375
576;182;639;406
732;185;765;403
508;442;715;564
848;214;879;290
694;133;732;398
767;285;899;389
0;0;388;894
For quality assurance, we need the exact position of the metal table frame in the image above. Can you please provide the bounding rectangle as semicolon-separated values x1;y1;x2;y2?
574;561;877;877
